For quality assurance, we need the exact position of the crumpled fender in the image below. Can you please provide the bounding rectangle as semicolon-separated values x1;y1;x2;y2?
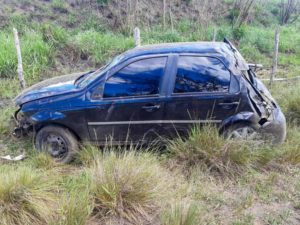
220;111;260;131
30;111;66;123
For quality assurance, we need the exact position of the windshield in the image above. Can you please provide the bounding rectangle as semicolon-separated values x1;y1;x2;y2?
78;54;125;88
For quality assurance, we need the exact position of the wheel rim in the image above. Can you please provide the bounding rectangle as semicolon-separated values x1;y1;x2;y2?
228;127;260;141
41;133;68;159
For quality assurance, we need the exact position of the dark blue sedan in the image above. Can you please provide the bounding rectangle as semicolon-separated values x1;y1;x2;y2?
14;39;286;162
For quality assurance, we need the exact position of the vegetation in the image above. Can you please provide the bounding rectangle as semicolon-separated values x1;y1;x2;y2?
0;0;300;224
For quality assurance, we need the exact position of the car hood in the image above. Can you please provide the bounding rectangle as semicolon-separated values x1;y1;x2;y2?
14;72;87;105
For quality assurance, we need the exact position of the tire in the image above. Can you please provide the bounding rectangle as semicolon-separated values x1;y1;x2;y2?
223;123;262;142
35;125;79;163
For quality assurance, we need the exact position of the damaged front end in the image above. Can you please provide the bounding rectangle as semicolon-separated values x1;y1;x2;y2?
12;107;33;138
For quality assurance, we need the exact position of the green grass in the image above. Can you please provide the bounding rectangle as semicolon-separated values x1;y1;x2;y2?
0;30;52;80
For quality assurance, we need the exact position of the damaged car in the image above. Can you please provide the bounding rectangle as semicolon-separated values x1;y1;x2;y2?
13;39;286;162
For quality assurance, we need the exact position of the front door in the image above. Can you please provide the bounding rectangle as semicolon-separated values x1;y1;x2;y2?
85;56;168;144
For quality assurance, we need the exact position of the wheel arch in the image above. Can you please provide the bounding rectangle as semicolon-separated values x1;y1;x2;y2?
34;122;81;142
219;111;259;134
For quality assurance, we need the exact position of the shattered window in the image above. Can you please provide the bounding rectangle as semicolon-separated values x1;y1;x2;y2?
174;56;230;93
103;57;167;98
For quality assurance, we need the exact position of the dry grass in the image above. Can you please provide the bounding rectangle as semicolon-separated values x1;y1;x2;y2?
162;201;199;225
0;166;58;225
89;150;172;223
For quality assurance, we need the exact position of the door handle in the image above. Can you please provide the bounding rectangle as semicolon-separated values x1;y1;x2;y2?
142;104;161;112
218;102;239;109
218;102;240;106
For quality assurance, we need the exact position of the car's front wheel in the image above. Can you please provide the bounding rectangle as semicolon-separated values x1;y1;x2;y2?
35;125;79;163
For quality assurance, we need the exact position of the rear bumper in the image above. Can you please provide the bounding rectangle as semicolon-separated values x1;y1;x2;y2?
260;107;286;144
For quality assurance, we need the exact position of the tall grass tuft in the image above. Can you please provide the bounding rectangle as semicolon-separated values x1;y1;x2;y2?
166;125;274;176
0;166;57;225
59;190;92;225
75;144;102;166
162;201;198;225
89;150;171;223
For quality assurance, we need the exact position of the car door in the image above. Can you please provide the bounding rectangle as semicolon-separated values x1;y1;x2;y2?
162;55;241;137
85;56;169;144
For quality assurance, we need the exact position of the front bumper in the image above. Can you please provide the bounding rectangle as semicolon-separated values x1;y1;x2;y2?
260;107;286;144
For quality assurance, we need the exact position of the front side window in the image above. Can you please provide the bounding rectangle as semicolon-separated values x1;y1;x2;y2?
103;57;167;98
174;56;231;93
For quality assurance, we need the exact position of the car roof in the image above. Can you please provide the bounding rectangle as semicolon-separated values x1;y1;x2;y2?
125;42;228;56
121;42;249;73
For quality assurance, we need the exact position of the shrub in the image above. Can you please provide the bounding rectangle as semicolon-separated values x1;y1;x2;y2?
89;150;171;223
0;166;57;225
233;25;246;41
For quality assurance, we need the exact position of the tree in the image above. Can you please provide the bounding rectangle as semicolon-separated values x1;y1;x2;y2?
279;0;300;25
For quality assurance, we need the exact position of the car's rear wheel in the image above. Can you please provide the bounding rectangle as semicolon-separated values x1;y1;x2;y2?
35;125;79;163
224;123;262;142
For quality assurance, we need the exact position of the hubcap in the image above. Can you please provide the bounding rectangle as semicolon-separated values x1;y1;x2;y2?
42;133;68;159
228;127;260;141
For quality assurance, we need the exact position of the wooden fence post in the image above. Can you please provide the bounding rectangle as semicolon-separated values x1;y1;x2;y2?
270;26;280;86
212;27;217;42
13;28;26;89
163;0;166;29
134;27;141;47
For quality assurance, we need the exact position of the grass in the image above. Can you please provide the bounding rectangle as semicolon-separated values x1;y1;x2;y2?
166;125;275;176
162;201;199;225
89;150;172;223
0;2;300;224
0;166;57;225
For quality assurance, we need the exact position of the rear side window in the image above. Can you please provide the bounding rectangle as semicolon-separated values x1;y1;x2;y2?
174;56;230;93
103;57;167;98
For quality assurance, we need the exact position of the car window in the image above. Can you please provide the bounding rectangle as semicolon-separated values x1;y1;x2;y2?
103;57;167;98
174;56;230;93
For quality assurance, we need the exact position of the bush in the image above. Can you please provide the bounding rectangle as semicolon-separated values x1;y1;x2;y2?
233;25;246;41
0;166;57;225
89;150;171;223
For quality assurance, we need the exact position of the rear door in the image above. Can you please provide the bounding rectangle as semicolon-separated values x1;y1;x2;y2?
162;55;241;136
85;56;169;144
